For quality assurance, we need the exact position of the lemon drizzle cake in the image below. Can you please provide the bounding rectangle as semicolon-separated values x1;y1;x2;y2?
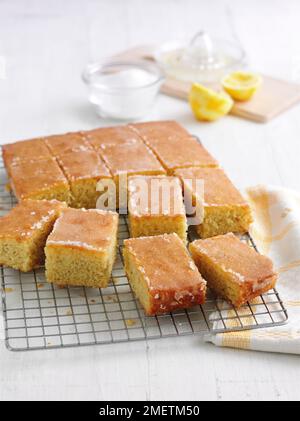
0;199;67;272
128;175;187;242
44;132;91;156
2;137;53;175
9;157;72;204
45;208;119;288
189;233;277;307
98;141;166;207
57;149;111;209
86;125;143;150
130;120;218;173
175;166;252;238
123;233;206;316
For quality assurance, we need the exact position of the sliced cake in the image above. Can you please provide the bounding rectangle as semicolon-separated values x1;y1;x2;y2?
45;208;119;288
57;149;111;209
2;137;52;175
130;120;218;173
9;157;71;203
189;233;277;307
175;167;253;238
123;233;206;315
0;199;67;272
128;175;187;242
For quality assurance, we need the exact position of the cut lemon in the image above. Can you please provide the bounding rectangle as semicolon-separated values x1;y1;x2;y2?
222;71;262;101
189;83;233;122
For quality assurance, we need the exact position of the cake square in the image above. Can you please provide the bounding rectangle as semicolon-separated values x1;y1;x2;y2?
175;167;253;238
130;120;218;173
57;149;111;208
44;132;91;156
99;142;166;207
0;199;67;272
128;175;187;242
123;233;206;315
10;157;71;203
99;141;166;180
129;120;191;143
86;125;143;149
45;208;119;288
189;233;277;307
2;138;53;175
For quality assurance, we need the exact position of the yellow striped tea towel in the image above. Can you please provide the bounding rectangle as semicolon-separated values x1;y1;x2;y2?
205;185;300;354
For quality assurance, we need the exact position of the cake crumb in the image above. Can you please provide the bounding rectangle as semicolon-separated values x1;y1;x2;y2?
281;207;292;218
4;287;13;293
126;319;136;327
105;295;117;303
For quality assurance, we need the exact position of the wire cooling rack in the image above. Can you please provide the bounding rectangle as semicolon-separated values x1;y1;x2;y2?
0;164;288;352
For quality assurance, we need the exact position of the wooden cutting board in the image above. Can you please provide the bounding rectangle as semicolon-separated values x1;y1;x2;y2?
114;45;300;123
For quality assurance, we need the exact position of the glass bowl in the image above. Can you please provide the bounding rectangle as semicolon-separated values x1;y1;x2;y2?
155;31;246;83
82;59;165;121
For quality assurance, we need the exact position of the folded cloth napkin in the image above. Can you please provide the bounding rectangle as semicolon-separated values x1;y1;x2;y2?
205;185;300;355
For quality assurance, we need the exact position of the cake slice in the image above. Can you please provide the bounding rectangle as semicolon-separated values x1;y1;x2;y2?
0;199;67;272
123;233;206;315
128;175;187;242
86;125;143;149
2;137;52;175
99;141;166;181
129;120;191;143
57;149;111;208
99;141;166;207
44;132;91;156
175;167;253;238
9;157;71;203
45;208;119;287
189;233;277;307
130;120;218;173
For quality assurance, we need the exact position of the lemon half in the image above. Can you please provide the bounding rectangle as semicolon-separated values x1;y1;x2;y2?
222;71;262;101
189;83;233;122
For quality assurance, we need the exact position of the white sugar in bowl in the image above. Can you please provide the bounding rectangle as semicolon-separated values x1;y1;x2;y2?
82;59;165;121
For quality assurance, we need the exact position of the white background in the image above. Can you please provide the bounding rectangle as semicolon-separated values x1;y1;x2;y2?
1;0;300;401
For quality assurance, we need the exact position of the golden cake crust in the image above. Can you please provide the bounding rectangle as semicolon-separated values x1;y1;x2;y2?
45;132;91;156
129;120;191;143
9;157;70;201
176;167;253;238
0;199;67;271
2;138;52;170
57;150;111;208
191;233;275;283
57;149;110;181
144;136;217;172
45;208;118;287
190;233;277;307
131;120;218;171
86;126;143;149
47;208;119;252
128;175;185;217
0;199;67;241
124;233;206;315
175;167;248;206
128;176;187;241
99;142;166;178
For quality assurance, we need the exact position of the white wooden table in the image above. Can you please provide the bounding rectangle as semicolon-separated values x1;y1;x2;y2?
1;0;300;401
